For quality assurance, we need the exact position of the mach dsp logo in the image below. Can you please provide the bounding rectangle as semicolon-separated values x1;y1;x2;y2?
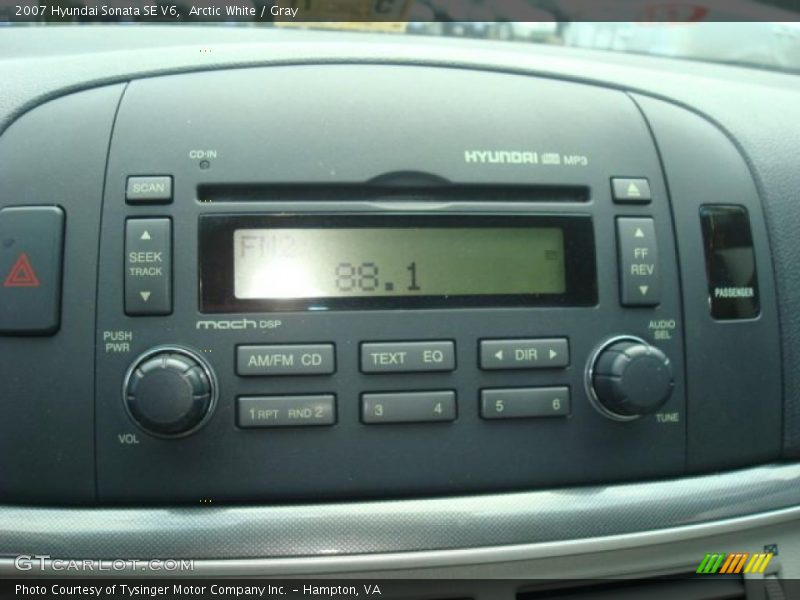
696;551;774;575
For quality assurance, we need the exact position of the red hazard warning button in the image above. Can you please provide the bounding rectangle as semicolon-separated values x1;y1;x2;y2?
0;206;64;335
4;253;40;288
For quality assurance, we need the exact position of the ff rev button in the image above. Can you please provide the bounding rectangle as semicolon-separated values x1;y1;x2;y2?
0;206;65;335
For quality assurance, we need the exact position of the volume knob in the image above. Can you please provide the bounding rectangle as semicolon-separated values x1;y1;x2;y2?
124;347;216;437
588;337;674;420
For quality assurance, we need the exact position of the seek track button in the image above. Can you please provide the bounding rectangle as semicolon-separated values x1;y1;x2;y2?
125;218;172;315
480;338;569;370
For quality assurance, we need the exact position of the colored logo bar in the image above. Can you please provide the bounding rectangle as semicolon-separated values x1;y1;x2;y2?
696;552;774;574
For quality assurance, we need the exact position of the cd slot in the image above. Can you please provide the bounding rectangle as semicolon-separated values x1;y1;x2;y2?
197;183;590;204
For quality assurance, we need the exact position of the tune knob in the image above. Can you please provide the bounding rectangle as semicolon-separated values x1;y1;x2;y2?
587;337;674;420
124;347;216;437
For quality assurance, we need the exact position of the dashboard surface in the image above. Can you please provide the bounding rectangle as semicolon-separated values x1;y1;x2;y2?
1;26;800;579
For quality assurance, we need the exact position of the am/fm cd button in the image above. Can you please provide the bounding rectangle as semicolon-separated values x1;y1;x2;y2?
236;344;335;376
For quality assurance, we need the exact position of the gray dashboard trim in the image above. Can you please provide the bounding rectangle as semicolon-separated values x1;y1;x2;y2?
13;504;800;577
1;463;799;564
4;508;800;578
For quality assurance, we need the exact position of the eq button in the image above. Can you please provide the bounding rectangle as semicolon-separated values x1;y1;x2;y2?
361;341;455;373
237;344;335;376
480;338;569;370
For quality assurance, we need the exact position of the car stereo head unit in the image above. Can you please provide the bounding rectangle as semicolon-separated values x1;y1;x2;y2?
0;64;783;507
82;64;695;504
73;63;777;506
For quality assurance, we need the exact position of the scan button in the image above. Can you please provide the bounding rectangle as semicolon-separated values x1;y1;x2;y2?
126;176;173;204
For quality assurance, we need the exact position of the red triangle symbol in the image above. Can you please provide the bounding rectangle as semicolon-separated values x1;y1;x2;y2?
3;252;40;288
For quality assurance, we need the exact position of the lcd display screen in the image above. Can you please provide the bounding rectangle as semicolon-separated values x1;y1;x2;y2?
198;215;597;312
232;228;566;300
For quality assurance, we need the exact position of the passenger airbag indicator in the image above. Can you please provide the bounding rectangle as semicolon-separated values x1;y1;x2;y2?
700;205;760;320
